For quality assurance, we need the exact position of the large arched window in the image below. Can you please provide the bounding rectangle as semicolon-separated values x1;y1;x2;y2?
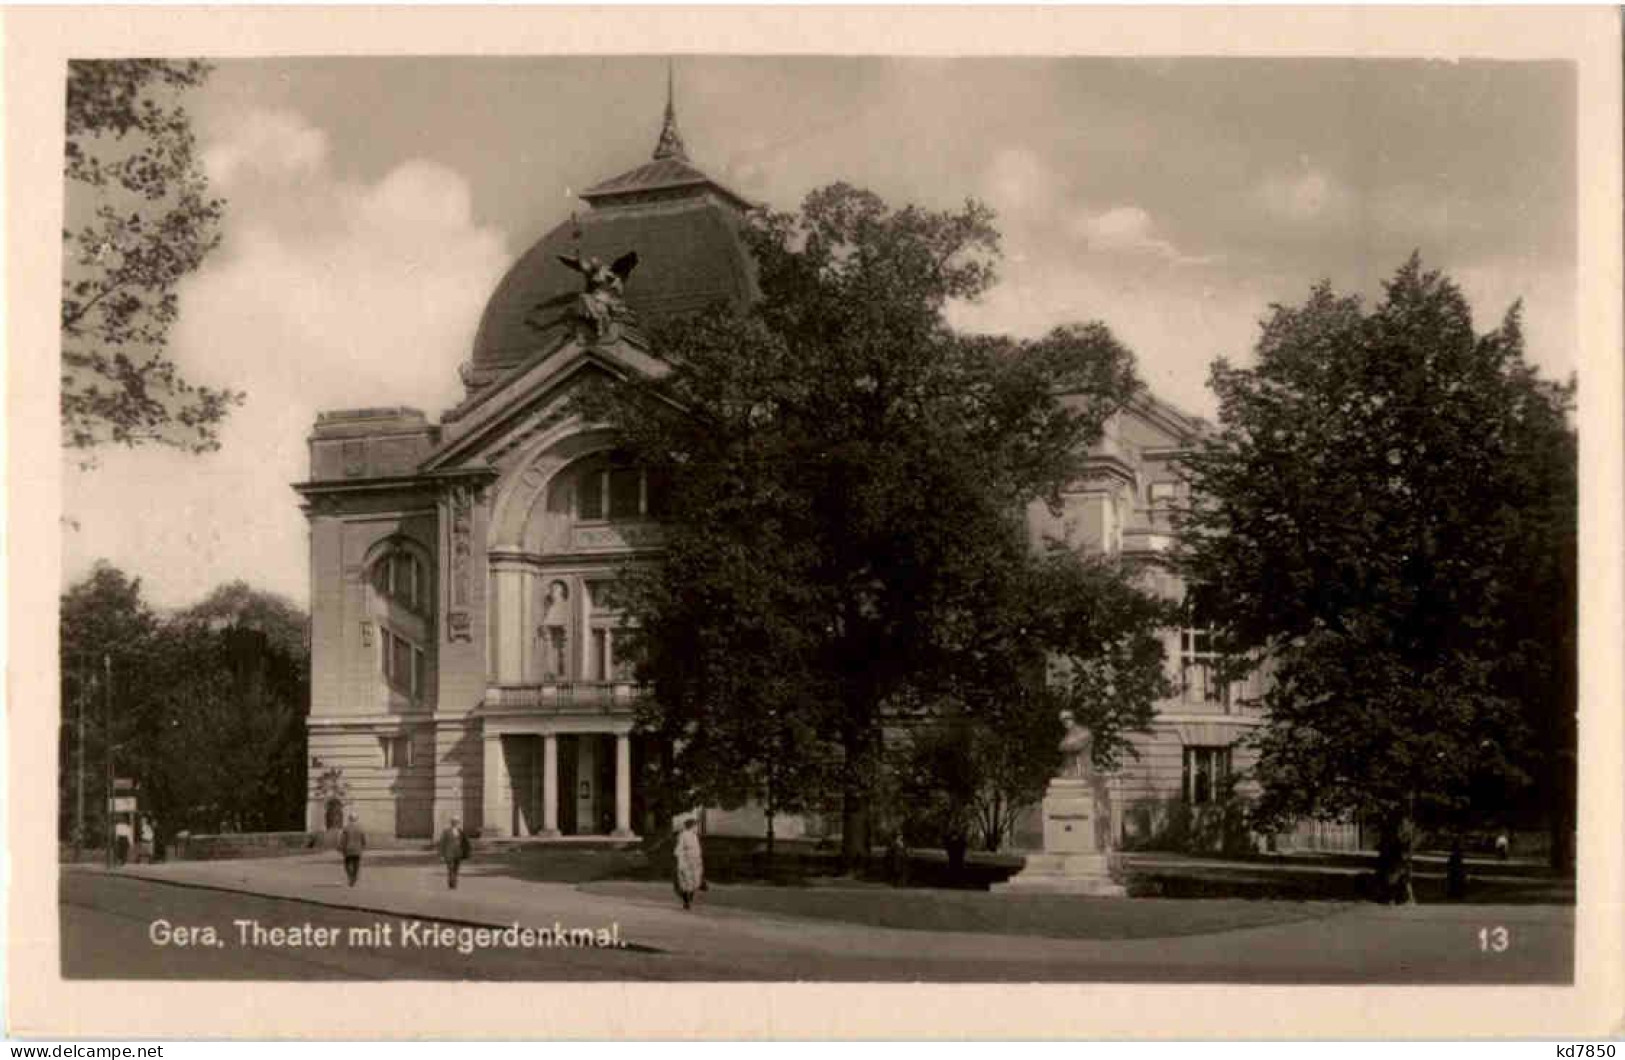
371;546;430;617
368;539;433;702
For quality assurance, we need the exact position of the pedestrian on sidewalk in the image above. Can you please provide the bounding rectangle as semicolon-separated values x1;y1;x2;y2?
674;817;704;910
339;812;367;887
438;816;471;890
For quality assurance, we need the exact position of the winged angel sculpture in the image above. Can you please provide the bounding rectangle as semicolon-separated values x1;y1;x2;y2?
558;250;640;343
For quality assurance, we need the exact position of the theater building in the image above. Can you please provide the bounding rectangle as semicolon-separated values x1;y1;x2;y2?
296;95;1269;848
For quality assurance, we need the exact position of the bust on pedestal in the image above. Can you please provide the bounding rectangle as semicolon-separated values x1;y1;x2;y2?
996;711;1125;896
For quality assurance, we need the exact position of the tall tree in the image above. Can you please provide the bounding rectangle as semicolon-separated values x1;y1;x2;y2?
62;59;240;459
1176;256;1577;898
59;562;159;847
579;183;1150;864
58;569;310;854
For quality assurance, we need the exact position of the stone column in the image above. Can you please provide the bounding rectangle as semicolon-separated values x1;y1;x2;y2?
613;731;633;837
541;731;559;836
492;565;526;685
518;569;535;683
482;731;509;837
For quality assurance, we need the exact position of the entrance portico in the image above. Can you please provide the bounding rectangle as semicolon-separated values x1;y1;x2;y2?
481;703;639;839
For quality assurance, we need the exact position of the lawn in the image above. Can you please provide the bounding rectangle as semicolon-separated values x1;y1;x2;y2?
579;879;1349;940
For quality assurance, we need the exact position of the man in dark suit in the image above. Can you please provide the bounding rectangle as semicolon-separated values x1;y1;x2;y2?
437;816;471;890
339;812;367;887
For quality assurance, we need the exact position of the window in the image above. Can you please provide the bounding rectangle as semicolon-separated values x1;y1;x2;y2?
381;734;414;769
575;457;659;521
1182;745;1231;805
381;629;424;697
579;471;603;521
1179;627;1229;707
608;467;641;519
372;547;429;615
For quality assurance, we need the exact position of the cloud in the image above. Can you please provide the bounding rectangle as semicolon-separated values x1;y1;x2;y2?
983;147;1059;219
1255;166;1347;223
947;255;1265;421
1070;205;1219;267
1450;257;1576;385
203;107;329;187
63;107;512;609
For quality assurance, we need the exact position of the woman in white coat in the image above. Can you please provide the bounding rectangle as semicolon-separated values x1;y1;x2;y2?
674;817;704;910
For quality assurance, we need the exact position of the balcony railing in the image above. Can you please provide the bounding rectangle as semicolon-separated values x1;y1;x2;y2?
485;681;643;713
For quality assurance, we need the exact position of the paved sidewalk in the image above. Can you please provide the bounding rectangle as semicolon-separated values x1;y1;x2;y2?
110;851;1572;981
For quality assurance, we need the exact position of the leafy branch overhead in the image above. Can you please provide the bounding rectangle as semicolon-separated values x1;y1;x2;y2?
62;59;242;457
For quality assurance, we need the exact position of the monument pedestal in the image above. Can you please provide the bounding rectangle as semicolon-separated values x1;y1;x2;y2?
996;777;1125;896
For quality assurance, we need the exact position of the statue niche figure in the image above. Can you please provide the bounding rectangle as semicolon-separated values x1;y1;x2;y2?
1058;710;1094;781
558;250;640;343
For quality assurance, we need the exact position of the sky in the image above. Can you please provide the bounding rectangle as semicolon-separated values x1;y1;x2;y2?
61;56;1578;611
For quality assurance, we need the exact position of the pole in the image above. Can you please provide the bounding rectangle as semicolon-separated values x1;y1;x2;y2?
73;665;86;862
104;653;114;869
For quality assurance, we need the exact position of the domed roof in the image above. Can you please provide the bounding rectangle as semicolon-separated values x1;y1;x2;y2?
468;84;757;380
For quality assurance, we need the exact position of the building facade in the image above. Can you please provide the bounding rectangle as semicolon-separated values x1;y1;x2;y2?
297;99;1272;849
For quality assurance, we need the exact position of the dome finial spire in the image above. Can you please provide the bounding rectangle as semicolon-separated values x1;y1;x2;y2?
653;59;688;162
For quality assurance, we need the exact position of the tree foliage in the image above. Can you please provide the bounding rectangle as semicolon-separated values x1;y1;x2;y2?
59;566;309;853
578;183;1164;861
1175;255;1577;891
59;563;159;848
62;59;241;458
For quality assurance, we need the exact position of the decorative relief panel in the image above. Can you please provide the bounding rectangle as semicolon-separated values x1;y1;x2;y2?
572;522;664;551
486;400;571;467
444;481;484;643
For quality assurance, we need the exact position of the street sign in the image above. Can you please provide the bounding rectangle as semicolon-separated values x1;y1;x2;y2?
113;777;137;792
112;796;137;813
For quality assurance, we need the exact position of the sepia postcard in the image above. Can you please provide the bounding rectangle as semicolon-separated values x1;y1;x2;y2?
7;4;1623;1041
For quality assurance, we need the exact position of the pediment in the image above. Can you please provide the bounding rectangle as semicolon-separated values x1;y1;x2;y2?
1120;391;1207;452
420;338;665;474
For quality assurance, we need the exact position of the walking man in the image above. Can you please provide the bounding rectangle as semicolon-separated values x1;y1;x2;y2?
438;816;471;890
339;812;367;887
674;817;704;910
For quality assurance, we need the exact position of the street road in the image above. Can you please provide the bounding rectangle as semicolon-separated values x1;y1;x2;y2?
61;872;729;980
61;870;1573;982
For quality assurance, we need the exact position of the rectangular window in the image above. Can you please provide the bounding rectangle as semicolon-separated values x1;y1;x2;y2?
608;467;641;519
580;470;605;520
1182;745;1231;805
611;637;636;682
381;735;413;769
395;633;412;689
382;630;419;697
1179;627;1228;707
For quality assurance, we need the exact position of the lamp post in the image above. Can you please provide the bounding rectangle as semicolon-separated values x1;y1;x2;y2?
104;653;114;870
73;668;87;863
